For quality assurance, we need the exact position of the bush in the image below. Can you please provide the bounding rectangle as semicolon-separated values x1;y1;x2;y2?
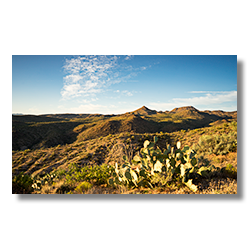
74;181;93;193
221;164;237;179
12;172;34;194
65;163;114;185
193;132;237;156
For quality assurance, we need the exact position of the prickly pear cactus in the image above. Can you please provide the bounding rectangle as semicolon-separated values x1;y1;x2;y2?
108;136;205;192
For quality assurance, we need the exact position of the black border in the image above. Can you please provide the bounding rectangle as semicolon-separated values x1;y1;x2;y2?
12;55;248;205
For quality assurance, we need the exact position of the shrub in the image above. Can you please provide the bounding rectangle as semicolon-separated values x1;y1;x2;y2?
221;164;237;179
65;163;114;185
56;184;72;194
12;172;34;194
193;132;237;156
74;181;93;193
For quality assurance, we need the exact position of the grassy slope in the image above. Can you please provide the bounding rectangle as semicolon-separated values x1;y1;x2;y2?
12;106;236;150
12;114;237;193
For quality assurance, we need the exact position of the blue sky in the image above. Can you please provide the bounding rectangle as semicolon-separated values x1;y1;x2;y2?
12;55;237;115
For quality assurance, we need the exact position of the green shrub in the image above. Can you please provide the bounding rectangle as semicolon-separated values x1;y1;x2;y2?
193;132;237;156
56;184;72;194
221;164;237;179
65;163;114;185
75;181;93;193
12;172;34;194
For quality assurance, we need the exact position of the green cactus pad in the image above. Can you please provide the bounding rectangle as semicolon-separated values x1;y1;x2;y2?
115;177;120;185
144;140;150;148
108;178;114;185
139;169;147;178
154;160;163;172
190;158;197;167
133;155;141;162
182;146;190;152
147;142;155;149
123;155;128;161
125;171;132;180
185;179;197;192
130;170;138;182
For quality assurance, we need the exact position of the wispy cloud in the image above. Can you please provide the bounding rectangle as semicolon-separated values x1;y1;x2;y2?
122;90;133;96
124;55;134;60
149;91;237;111
113;89;135;97
61;55;145;100
61;55;118;99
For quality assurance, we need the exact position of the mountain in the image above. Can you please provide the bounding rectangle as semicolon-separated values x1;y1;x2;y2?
201;110;237;119
128;106;158;116
169;106;204;119
170;106;199;113
12;106;237;151
76;114;160;141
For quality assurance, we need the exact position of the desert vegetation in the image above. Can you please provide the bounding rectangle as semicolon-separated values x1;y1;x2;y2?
12;106;237;194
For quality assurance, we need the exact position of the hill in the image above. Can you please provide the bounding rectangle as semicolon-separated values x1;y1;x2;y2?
12;105;237;194
12;106;237;151
12;117;237;194
128;106;158;116
76;114;160;141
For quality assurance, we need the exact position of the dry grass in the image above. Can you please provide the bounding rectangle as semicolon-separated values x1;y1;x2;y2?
198;178;237;194
13;119;237;194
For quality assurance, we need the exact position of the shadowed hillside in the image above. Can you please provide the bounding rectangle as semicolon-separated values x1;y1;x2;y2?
12;106;237;151
76;114;160;141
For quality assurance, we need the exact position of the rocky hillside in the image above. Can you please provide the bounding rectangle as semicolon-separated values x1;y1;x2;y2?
128;106;158;116
12;106;237;151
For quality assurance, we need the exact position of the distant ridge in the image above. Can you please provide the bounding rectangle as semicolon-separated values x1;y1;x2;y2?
128;106;157;116
170;106;199;113
12;105;237;150
77;114;159;141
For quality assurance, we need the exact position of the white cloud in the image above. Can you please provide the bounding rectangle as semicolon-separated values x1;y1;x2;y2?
124;55;134;60
122;90;133;96
61;55;148;100
149;91;237;111
60;55;153;103
61;55;119;100
61;83;82;99
63;74;83;84
173;91;237;105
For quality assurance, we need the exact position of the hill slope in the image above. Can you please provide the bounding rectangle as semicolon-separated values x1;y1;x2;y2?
129;106;158;116
12;106;237;150
76;114;160;141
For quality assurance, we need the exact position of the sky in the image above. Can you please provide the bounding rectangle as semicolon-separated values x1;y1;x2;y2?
12;55;237;115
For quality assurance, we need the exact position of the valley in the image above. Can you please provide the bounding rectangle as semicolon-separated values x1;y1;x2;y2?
12;106;237;194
